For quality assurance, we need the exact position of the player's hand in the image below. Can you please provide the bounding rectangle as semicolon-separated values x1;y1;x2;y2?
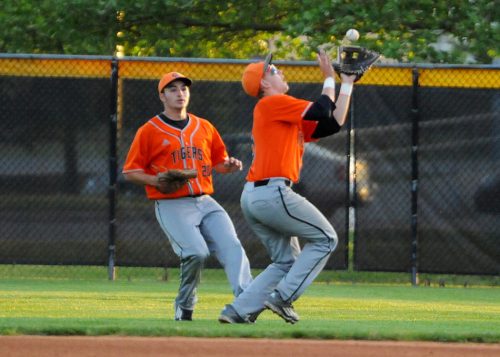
223;157;243;173
317;49;335;79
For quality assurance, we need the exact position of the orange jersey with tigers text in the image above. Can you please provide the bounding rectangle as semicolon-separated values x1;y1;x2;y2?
122;114;228;199
247;94;318;183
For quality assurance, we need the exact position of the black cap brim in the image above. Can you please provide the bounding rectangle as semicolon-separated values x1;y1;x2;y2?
168;77;192;87
263;53;273;74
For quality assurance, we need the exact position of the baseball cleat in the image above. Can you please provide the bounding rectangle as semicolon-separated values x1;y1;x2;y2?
264;290;299;324
218;304;254;324
174;305;193;321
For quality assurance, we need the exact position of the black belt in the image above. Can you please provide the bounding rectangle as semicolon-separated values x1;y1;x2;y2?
254;179;291;187
189;193;205;198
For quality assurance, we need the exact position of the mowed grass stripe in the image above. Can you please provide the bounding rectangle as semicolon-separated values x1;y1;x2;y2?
1;279;499;342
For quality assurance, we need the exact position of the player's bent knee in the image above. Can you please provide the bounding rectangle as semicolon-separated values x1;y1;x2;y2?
316;234;337;254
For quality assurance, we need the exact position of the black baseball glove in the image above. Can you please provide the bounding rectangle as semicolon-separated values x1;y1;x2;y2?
333;46;380;82
157;169;198;194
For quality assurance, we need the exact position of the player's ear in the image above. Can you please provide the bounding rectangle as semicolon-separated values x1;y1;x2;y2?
260;78;270;90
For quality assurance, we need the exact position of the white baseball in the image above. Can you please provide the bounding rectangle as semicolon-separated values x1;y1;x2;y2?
346;29;360;41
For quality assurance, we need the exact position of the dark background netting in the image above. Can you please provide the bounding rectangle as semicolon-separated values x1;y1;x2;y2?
353;85;414;272
0;56;498;276
355;80;499;274
0;74;110;265
416;87;499;274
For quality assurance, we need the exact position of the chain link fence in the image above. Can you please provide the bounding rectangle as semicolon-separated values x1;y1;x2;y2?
354;66;500;276
0;56;111;266
0;54;498;280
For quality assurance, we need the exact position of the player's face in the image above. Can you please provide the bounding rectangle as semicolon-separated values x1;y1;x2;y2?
263;65;289;93
160;80;190;110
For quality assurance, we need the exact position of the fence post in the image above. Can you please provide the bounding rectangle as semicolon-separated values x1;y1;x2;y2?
346;93;355;271
411;67;420;286
108;58;119;281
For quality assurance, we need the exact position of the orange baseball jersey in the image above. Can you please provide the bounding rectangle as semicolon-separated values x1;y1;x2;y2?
247;94;318;183
122;114;228;199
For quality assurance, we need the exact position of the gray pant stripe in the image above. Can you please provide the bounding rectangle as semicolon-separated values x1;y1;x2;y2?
278;187;334;302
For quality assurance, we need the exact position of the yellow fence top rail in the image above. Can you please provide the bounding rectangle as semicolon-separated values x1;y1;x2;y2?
1;55;499;89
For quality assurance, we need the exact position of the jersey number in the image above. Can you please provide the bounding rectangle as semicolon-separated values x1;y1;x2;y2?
202;165;211;177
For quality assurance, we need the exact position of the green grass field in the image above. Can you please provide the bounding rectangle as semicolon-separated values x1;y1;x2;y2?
0;266;499;343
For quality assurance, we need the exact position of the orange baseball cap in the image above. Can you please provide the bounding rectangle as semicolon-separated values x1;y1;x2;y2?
241;53;273;97
158;72;192;93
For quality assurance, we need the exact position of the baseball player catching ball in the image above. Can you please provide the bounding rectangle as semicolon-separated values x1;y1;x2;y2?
218;50;356;324
122;72;252;321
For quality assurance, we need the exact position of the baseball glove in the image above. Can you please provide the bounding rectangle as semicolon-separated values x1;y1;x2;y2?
157;168;198;194
333;46;380;82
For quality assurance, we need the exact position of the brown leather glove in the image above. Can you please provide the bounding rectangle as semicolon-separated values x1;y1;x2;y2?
157;169;198;194
333;46;380;82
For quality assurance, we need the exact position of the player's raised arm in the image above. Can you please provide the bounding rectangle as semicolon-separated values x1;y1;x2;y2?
317;49;336;102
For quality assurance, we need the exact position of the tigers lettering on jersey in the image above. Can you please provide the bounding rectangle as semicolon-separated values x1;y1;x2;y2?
171;146;204;163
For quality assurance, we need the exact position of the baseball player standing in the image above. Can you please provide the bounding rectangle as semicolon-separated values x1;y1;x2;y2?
218;50;356;324
123;72;252;321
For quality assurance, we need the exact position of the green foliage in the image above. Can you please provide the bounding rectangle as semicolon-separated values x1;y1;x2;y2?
0;0;118;54
0;0;498;63
284;0;499;63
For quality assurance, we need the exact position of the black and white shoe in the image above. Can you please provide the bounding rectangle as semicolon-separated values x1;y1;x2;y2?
174;304;193;321
264;290;299;324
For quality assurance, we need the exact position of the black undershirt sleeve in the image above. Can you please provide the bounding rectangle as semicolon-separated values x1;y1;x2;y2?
303;95;341;138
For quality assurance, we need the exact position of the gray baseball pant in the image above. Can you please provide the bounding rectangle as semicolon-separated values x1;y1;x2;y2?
155;195;252;311
231;179;337;318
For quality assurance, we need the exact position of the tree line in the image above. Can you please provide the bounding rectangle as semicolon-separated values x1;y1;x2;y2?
1;0;498;64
